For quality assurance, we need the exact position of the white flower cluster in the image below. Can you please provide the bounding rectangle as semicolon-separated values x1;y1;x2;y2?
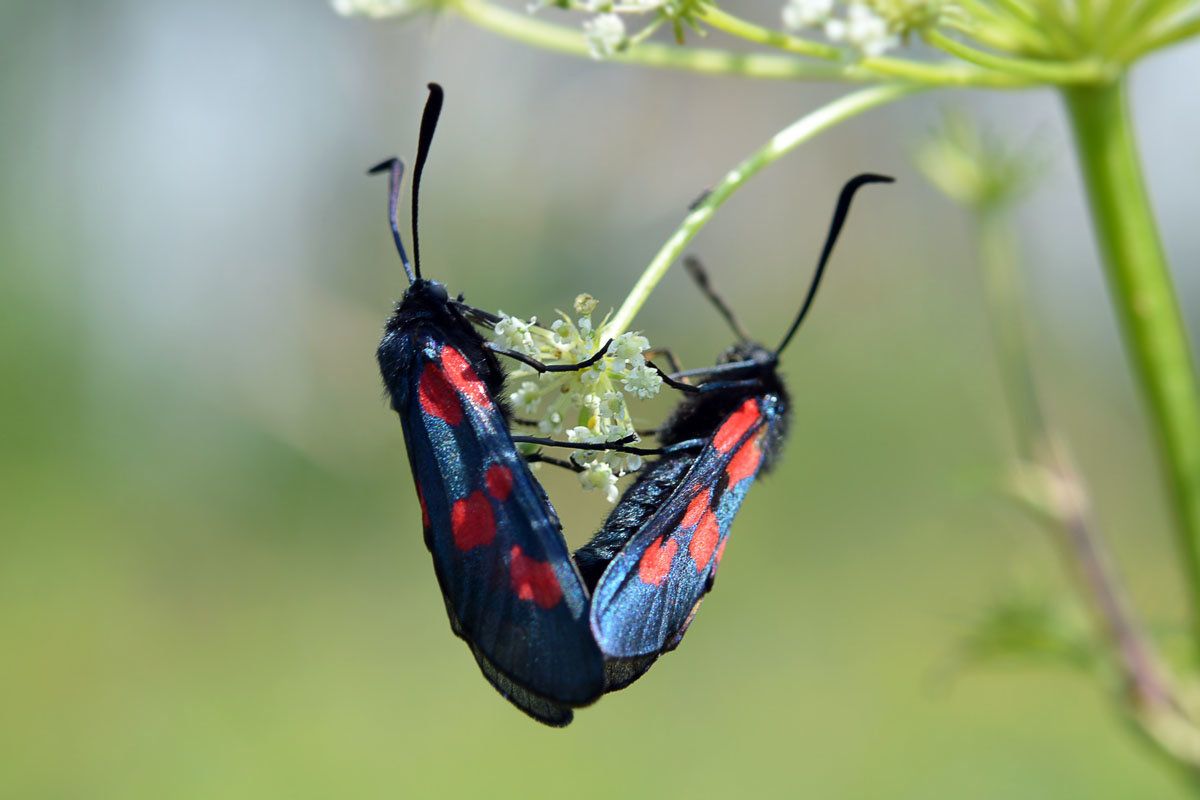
527;1;671;60
495;293;663;502
782;0;900;56
582;13;628;58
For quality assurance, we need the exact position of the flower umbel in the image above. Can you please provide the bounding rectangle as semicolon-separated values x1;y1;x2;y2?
495;293;660;501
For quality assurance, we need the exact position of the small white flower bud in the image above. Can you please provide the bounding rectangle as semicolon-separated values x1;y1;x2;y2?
583;13;627;59
622;363;663;399
612;331;650;372
574;293;599;316
579;461;620;503
782;0;835;30
494;312;539;357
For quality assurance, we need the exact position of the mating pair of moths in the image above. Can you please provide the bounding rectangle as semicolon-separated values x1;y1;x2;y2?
375;84;891;726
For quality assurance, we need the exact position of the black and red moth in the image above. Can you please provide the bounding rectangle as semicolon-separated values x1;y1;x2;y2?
574;174;893;687
374;84;613;726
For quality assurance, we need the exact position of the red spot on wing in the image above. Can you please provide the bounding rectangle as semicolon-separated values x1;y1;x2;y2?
509;546;563;609
726;434;763;486
450;491;495;550
714;537;728;564
713;399;761;453
638;536;678;586
419;363;463;426
441;346;493;412
689;511;720;572
417;485;430;528
680;487;712;530
485;464;514;501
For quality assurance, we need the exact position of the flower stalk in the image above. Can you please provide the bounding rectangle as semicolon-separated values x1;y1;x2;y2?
607;82;924;337
1063;80;1200;646
977;205;1182;755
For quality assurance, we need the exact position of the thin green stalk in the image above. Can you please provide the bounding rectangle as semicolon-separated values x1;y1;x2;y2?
607;83;926;337
1105;0;1191;50
1029;0;1088;53
978;210;1046;457
857;54;1031;87
452;0;1033;87
977;208;1178;718
453;0;845;80
942;0;1056;54
1122;13;1200;61
693;4;843;60
1063;80;1200;646
986;0;1044;28
924;29;1114;83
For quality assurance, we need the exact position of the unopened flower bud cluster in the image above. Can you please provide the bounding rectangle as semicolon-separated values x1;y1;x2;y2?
782;0;930;56
494;293;663;502
528;1;674;59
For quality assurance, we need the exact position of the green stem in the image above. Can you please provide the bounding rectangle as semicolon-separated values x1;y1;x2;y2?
924;29;1114;84
1122;13;1200;62
453;0;845;80
606;83;926;337
941;4;1052;55
453;0;1033;87
978;209;1046;459
693;4;843;60
1062;80;1200;645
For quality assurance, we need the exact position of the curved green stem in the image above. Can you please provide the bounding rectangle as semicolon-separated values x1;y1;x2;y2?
693;4;843;60
606;83;927;337
1063;80;1200;645
1121;13;1200;61
925;29;1115;84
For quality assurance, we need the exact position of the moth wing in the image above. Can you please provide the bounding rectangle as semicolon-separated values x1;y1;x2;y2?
398;332;605;707
590;397;774;660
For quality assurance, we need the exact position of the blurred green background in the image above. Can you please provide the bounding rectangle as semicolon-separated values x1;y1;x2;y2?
4;1;1200;797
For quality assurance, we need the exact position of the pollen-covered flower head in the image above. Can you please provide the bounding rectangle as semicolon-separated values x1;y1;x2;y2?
493;292;663;501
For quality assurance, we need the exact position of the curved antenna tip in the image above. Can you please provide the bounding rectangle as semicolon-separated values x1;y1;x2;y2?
369;156;414;283
773;172;894;356
367;157;400;176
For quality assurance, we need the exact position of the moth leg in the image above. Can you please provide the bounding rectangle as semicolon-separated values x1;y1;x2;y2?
646;360;700;394
511;434;706;456
683;256;752;342
488;339;613;374
690;378;762;395
523;452;584;473
644;347;683;376
449;300;502;328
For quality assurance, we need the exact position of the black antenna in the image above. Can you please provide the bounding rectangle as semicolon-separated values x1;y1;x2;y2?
683;256;752;342
367;157;414;283
411;82;444;281
774;173;893;356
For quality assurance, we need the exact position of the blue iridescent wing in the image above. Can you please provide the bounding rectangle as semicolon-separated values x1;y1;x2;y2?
589;396;782;660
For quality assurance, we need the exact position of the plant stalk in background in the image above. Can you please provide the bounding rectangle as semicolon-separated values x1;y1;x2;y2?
335;0;1200;780
916;114;1200;770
